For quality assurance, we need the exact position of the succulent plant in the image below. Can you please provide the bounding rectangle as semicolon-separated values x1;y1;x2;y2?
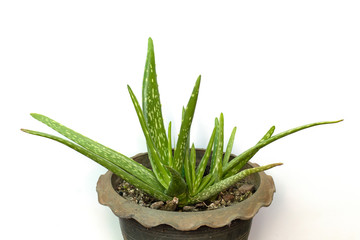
21;38;342;206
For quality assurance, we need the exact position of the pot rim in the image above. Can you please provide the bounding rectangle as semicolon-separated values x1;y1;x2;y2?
96;150;276;231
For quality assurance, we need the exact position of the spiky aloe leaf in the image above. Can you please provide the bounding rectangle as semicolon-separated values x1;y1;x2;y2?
224;125;275;178
193;125;216;194
128;85;170;188
181;105;192;187
167;121;173;167
28;113;164;191
142;38;168;165
211;113;224;182
192;163;283;204
209;117;219;173
189;144;197;188
193;173;213;196
165;166;187;199
195;125;216;175
182;143;197;195
21;129;171;200
223;120;343;176
222;126;237;167
173;76;201;172
183;145;192;192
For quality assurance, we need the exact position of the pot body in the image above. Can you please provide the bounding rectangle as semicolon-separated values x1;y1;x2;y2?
119;218;252;240
97;149;276;240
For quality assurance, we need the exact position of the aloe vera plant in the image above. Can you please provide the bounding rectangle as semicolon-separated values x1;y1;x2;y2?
21;38;342;206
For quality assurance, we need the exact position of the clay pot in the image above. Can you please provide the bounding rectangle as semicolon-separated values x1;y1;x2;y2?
96;149;276;240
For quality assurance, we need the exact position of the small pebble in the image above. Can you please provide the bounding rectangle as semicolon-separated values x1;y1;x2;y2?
195;202;206;208
208;203;217;210
238;184;254;194
183;206;196;212
150;201;164;209
163;197;179;211
222;194;235;202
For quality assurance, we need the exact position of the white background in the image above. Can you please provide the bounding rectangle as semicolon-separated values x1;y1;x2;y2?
1;1;359;239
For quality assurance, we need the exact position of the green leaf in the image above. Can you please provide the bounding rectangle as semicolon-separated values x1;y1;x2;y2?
21;129;171;200
189;144;197;193
183;145;192;193
28;113;164;191
173;76;201;172
224;125;274;178
193;125;216;193
222;126;237;167
223;120;343;176
209;117;219;173
165;166;187;198
193;173;213;196
142;38;168;165
167;121;173;167
211;113;224;182
260;125;276;142
192;163;283;203
128;86;171;188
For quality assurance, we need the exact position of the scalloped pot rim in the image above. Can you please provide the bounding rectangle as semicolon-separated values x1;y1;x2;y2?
96;150;276;231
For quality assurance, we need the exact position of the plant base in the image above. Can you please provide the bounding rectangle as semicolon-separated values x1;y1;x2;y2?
97;149;276;240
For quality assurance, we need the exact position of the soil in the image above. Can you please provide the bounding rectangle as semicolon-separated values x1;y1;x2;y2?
116;179;255;212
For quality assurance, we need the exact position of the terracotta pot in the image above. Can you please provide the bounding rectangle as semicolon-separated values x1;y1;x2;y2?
96;149;276;240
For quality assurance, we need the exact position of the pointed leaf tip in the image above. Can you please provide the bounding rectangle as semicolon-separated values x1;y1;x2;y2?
325;119;344;124
148;37;154;48
30;113;43;120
